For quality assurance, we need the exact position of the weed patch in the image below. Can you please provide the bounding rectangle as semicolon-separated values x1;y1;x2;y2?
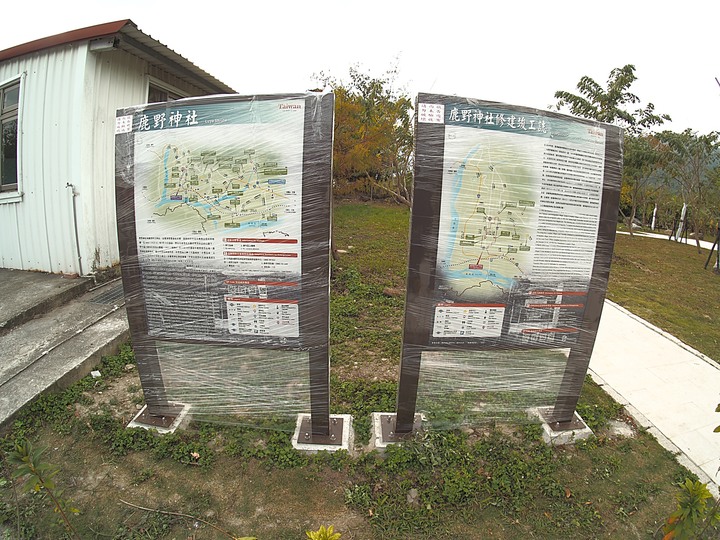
331;377;397;444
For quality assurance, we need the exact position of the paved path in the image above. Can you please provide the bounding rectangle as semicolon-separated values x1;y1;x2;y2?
590;300;720;494
618;230;718;252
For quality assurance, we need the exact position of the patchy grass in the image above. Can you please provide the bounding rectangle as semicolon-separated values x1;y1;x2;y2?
333;200;410;287
330;201;410;380
0;202;706;538
0;362;689;539
608;233;720;361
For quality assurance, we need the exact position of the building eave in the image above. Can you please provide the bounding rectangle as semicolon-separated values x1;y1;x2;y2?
0;19;235;95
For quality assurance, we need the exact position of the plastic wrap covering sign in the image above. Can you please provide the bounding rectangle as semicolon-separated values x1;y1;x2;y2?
396;94;622;432
115;93;334;429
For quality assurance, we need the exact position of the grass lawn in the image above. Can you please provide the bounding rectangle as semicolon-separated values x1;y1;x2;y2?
608;232;720;361
0;201;713;539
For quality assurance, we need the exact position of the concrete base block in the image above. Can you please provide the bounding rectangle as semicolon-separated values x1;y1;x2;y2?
369;412;424;453
128;403;191;434
291;414;354;454
529;407;594;446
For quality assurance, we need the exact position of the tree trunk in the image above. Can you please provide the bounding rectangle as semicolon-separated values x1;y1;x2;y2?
628;204;638;237
619;207;632;237
368;174;411;208
693;220;702;254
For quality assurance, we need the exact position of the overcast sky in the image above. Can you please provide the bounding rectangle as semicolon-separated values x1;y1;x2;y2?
3;1;718;135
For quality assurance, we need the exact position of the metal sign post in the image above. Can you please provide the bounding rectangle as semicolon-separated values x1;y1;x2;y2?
704;222;720;272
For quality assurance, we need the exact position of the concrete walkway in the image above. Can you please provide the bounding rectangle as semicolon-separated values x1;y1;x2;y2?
618;229;718;252
590;299;720;494
0;269;129;429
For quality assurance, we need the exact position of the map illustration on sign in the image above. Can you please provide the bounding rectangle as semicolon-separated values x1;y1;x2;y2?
436;128;540;305
429;103;607;346
134;132;299;240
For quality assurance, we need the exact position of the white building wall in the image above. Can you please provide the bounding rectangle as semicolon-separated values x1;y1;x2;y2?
78;49;147;273
0;45;88;273
0;41;214;274
0;45;149;274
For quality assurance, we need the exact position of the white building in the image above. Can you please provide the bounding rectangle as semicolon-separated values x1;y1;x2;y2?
0;20;234;275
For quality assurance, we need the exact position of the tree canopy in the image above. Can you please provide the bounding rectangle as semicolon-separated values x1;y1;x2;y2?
620;133;667;233
318;61;719;248
554;64;670;135
656;129;720;246
316;65;414;206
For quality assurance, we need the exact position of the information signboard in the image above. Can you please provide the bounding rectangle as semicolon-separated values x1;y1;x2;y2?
396;94;622;432
115;93;334;434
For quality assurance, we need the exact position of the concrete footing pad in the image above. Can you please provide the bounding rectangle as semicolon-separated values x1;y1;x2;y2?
128;403;191;434
529;407;594;445
291;414;354;453
369;412;424;453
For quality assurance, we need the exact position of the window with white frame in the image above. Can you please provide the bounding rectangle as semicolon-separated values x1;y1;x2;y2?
1;80;19;192
148;83;184;103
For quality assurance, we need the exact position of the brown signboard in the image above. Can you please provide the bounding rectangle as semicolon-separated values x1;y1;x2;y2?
396;93;622;432
115;93;334;434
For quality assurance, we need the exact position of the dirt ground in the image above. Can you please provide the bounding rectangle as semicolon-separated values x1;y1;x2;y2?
15;367;378;540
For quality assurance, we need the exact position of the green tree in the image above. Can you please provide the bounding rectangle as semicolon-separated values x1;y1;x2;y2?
657;129;720;250
554;64;670;135
317;65;414;206
621;134;666;235
554;64;671;234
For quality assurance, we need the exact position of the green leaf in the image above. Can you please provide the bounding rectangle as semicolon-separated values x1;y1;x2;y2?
6;454;23;466
12;465;31;478
32;445;47;462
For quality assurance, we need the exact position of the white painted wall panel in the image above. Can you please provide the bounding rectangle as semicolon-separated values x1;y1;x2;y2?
0;41;220;274
0;202;22;268
42;48;79;273
79;49;147;272
0;45;87;273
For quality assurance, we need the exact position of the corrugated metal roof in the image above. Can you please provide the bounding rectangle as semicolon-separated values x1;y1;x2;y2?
0;19;235;95
0;20;129;62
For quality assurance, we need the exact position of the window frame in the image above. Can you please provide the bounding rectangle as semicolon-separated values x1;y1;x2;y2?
147;77;187;104
0;73;23;204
